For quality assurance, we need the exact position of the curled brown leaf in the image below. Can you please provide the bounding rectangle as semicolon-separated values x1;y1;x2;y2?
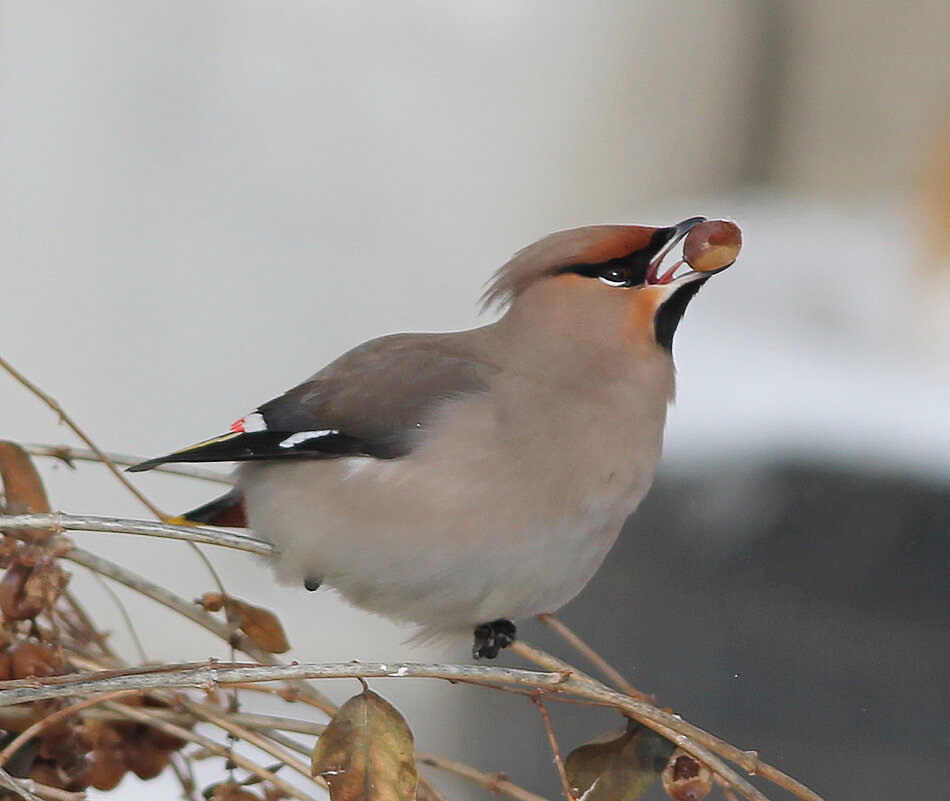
225;598;290;654
0;441;53;543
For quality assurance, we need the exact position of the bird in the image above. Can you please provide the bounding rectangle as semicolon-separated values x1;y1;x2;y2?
130;217;741;659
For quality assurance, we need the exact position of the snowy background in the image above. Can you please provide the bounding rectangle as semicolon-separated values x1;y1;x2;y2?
2;3;949;799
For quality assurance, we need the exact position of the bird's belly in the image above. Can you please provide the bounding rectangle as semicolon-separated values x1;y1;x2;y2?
238;443;655;635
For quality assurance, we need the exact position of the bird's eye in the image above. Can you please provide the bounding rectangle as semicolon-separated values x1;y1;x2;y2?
598;266;631;287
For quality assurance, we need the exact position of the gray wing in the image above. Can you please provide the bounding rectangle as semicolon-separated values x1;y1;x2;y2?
129;332;496;470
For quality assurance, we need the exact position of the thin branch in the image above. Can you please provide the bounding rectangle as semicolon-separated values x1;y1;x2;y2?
169;752;200;801
182;699;321;788
0;354;167;519
0;660;567;707
20;784;85;801
0;689;136;768
103;700;311;801
90;572;149;663
0;770;79;801
511;641;825;801
0;513;274;556
532;695;575;801
417;752;554;801
60;546;339;715
2;365;230;598
0;703;550;801
58;588;119;662
511;641;767;801
22;443;233;484
0;767;42;801
537;614;647;700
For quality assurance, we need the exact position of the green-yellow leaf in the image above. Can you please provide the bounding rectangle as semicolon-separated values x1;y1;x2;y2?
311;689;418;801
565;720;674;801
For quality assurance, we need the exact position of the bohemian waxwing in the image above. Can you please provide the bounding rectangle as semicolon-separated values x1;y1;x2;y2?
131;217;741;658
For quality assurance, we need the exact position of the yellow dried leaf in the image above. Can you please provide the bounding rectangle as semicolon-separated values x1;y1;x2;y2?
225;598;290;653
564;720;674;801
311;689;417;801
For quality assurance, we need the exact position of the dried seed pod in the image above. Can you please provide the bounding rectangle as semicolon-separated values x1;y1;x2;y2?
1;557;68;621
30;760;68;790
206;781;262;800
88;751;128;791
22;556;68;616
9;641;64;679
683;220;741;273
199;591;226;612
146;724;187;753
0;563;41;621
126;738;171;780
661;749;714;801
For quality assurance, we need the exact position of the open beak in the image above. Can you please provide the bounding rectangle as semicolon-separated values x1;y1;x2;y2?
645;217;708;286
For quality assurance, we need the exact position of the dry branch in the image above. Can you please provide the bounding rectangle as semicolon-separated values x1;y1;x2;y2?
0;356;828;801
0;512;272;555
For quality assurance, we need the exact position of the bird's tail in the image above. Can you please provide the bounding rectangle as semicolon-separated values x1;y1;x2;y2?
168;489;248;528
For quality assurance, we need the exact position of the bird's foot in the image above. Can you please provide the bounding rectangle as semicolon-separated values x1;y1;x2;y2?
472;619;516;659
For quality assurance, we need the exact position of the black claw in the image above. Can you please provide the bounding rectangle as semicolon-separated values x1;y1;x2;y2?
472;619;517;659
304;576;322;591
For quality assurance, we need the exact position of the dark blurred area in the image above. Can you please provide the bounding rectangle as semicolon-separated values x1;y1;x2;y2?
474;458;950;800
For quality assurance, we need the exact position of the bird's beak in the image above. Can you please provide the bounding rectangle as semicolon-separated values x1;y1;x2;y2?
644;216;715;288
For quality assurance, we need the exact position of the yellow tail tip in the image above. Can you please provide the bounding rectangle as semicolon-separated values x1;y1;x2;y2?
166;514;199;527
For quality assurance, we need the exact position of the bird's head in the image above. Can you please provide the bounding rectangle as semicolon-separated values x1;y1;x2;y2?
485;218;741;359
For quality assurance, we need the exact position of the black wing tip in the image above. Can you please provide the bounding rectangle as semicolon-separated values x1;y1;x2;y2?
127;456;166;473
127;429;396;471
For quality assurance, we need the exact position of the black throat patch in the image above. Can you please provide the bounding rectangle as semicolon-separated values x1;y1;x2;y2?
654;278;707;351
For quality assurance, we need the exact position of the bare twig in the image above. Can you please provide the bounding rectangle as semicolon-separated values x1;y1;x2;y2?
511;641;824;801
103;700;311;801
22;784;85;801
0;354;167;519
418;752;553;801
182;699;322;788
532;695;575;801
0;513;273;556
537;613;647;700
61;546;339;716
89;572;150;662
0;363;229;595
1;362;826;801
0;689;136;768
0;660;566;708
58;588;119;662
0;767;42;801
23;443;232;484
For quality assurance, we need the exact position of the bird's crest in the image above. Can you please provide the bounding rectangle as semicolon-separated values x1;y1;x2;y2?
481;224;659;309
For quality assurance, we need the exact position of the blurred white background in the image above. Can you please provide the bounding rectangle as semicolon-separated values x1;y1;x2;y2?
2;2;949;799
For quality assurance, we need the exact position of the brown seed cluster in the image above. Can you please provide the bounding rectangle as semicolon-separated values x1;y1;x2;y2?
0;445;194;794
79;697;188;791
0;540;192;792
